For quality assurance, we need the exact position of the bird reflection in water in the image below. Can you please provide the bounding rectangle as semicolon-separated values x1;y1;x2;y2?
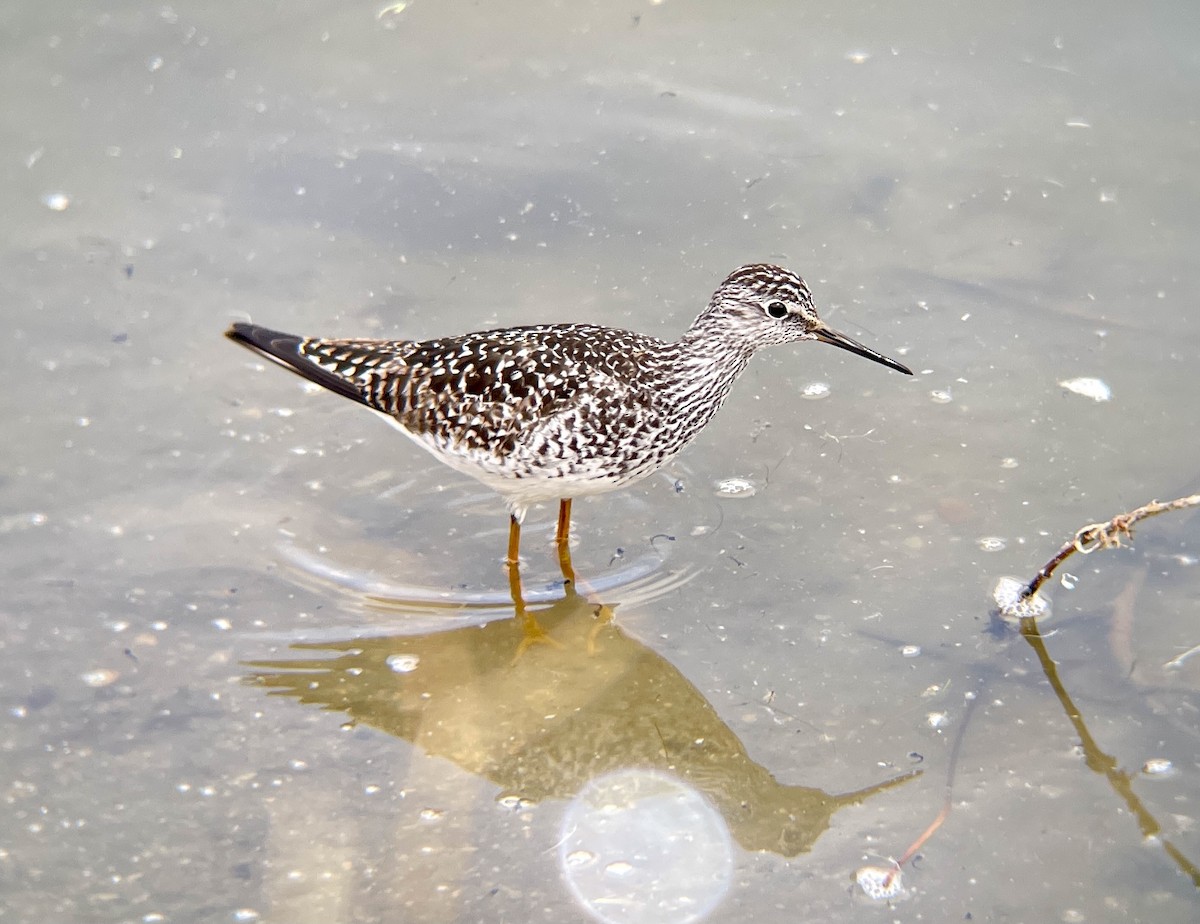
245;579;917;857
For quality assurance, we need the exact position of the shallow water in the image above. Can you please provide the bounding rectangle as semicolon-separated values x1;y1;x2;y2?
3;1;1199;921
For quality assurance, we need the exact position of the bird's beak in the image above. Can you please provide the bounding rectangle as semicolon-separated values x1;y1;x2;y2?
811;323;912;375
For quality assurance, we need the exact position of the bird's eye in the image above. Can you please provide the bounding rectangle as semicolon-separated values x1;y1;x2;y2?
766;301;789;319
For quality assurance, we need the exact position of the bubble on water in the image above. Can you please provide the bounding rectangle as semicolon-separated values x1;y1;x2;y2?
929;389;953;404
419;808;445;822
1058;377;1111;402
386;653;420;673
800;381;831;399
43;192;70;211
565;850;596;868
714;477;756;499
232;910;260;923
900;645;922;658
1142;758;1174;777
926;711;949;729
978;536;1006;552
1000;457;1019;469
855;865;905;901
992;575;1051;622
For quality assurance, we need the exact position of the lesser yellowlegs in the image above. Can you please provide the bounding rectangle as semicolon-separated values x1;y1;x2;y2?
226;264;911;572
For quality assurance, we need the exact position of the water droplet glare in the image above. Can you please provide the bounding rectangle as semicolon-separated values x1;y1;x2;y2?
713;477;756;499
558;769;732;924
43;192;70;211
386;653;419;673
1058;377;1112;402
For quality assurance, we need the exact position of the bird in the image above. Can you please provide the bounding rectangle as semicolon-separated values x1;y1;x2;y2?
226;263;912;578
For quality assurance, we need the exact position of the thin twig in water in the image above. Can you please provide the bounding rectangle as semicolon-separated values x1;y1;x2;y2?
1020;493;1200;602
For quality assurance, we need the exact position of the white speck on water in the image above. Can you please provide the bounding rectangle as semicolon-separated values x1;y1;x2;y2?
1142;758;1174;776
929;389;953;404
714;477;756;499
1060;572;1077;590
1059;377;1111;402
1000;457;1019;469
232;910;260;923
845;50;871;63
800;381;831;399
603;860;635;878
386;653;420;673
43;192;70;211
926;711;949;729
147;55;163;71
900;645;922;658
978;536;1007;552
420;808;446;822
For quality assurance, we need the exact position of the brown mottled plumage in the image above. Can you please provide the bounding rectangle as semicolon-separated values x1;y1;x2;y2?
226;264;911;552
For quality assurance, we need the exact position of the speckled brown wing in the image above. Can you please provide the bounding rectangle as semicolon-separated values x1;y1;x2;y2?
355;325;666;471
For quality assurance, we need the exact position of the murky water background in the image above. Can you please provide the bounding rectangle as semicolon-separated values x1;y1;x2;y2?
3;1;1199;921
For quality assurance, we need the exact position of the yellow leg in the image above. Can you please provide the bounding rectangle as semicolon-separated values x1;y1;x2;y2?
506;515;521;567
555;498;572;544
555;498;576;585
505;514;560;659
506;515;527;613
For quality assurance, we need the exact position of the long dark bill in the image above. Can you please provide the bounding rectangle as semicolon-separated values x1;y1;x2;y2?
812;324;912;375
